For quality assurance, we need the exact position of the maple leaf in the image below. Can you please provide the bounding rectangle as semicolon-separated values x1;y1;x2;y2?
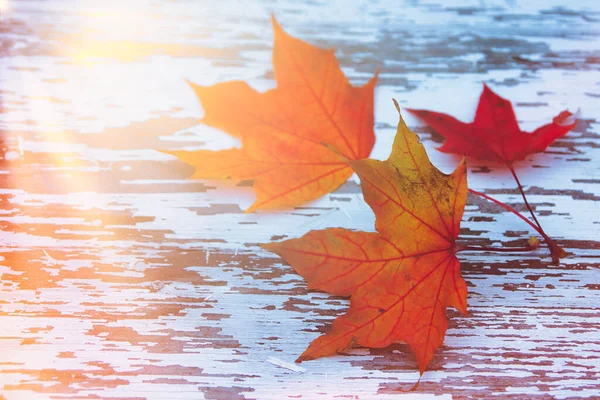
407;84;575;264
263;101;468;373
163;17;377;212
406;84;576;164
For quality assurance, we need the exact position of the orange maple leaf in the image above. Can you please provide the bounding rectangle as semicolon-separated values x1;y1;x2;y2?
406;84;576;164
163;17;377;212
263;101;468;373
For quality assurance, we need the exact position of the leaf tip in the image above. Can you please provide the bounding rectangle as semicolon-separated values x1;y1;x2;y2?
481;82;499;100
481;82;504;101
157;149;174;157
556;108;580;127
391;99;413;134
295;354;311;363
271;13;283;33
372;68;381;82
184;78;198;89
260;241;280;255
184;78;206;110
392;98;401;113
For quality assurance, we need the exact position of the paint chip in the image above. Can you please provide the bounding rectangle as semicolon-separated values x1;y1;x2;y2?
266;356;306;373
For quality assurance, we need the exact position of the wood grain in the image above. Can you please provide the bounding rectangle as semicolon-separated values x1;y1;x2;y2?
1;0;599;398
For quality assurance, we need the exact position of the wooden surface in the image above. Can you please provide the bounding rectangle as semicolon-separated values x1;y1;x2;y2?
1;0;599;399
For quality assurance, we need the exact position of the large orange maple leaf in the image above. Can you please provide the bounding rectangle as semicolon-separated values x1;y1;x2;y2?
263;101;468;373
164;17;377;212
406;84;576;164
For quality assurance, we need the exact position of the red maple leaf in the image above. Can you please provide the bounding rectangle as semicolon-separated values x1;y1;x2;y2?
406;84;576;164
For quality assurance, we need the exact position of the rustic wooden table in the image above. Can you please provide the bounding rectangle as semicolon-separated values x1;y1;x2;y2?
1;1;599;399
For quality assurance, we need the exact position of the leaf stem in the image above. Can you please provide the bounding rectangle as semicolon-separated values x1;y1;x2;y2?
505;164;565;264
456;244;537;253
468;188;543;235
468;185;565;265
507;164;542;230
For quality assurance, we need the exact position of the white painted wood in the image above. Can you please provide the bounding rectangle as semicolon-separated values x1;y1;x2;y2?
0;0;599;398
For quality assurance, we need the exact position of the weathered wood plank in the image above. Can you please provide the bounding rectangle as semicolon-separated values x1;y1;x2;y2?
1;0;599;399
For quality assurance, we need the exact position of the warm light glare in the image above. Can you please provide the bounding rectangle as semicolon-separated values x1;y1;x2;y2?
0;0;10;14
63;9;159;64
